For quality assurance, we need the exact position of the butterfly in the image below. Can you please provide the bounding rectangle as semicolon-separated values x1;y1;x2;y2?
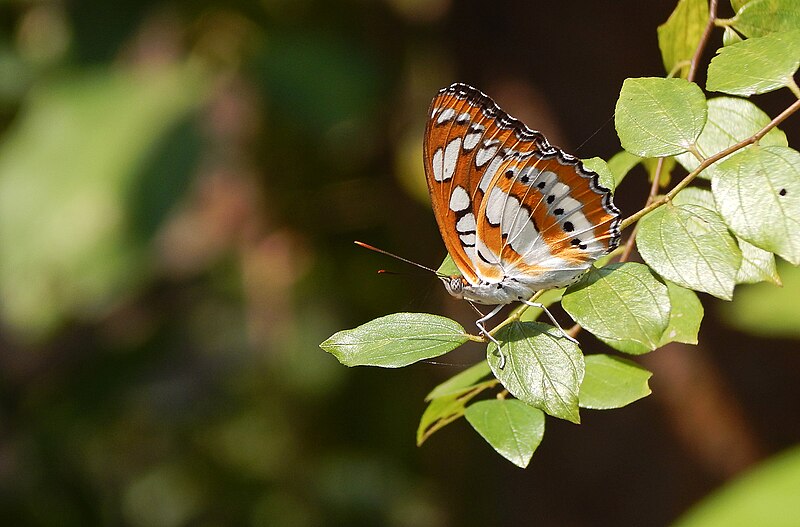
423;83;621;365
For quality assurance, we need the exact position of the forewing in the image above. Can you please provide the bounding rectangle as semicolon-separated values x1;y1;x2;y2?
424;83;545;284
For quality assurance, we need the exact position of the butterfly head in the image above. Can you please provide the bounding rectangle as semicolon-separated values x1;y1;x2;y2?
440;275;468;299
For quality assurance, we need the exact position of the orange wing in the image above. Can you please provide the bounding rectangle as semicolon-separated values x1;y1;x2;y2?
424;83;620;288
424;84;545;284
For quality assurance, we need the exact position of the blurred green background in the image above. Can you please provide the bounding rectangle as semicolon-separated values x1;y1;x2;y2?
0;0;799;525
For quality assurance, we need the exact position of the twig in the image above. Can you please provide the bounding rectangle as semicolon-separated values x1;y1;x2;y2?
619;158;666;262
688;0;719;82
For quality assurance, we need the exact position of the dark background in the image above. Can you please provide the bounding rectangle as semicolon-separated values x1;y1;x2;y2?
0;0;798;525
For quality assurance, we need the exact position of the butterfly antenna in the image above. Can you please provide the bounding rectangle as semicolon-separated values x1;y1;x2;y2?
574;114;615;154
354;241;442;276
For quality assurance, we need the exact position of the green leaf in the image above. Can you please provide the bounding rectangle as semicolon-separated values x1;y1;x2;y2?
436;254;461;277
581;157;615;190
672;186;717;209
674;97;787;177
563;263;670;355
615;77;707;157
659;281;704;346
712;146;800;265
425;361;492;401
637;203;742;300
417;380;495;445
488;322;584;424
721;262;800;338
657;0;710;77
417;392;465;446
733;0;800;37
320;313;469;367
706;30;800;96
673;187;780;285
606;150;642;188
738;239;782;285
464;399;545;468
579;355;652;410
722;26;744;46
643;156;677;188
673;445;800;527
730;0;752;12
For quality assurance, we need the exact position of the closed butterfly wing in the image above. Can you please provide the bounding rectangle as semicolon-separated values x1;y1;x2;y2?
424;83;551;284
426;83;619;291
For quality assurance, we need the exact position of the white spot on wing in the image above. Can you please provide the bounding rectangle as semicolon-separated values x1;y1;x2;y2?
456;112;471;124
485;187;553;264
479;156;505;193
548;182;570;201
518;166;540;184
475;144;499;167
554;196;582;214
456;213;476;233
436;108;456;125
459;233;476;245
449;185;470;212
432;147;444;181
463;132;481;151
443;138;461;181
533;170;558;191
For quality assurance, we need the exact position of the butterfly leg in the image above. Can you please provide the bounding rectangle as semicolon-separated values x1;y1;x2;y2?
520;300;580;345
474;303;507;369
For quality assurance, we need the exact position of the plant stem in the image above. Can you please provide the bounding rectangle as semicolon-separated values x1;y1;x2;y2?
787;78;800;100
688;0;719;82
619;157;666;262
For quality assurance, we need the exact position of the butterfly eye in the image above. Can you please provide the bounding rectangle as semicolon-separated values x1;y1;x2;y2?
449;277;463;294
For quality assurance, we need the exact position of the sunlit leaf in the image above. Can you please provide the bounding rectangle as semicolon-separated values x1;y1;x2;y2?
579;354;652;410
659;281;703;346
425;361;492;401
657;0;709;77
723;26;744;46
563;263;670;355
738;240;782;285
465;399;545;468
606;150;642;188
733;0;800;37
437;254;461;277
637;203;741;300
673;187;780;284
320;313;469;367
417;392;466;446
706;30;800;96
674;97;787;177
417;380;495;445
615;77;707;157
712;146;800;265
581;157;615;190
730;0;752;12
488;322;583;423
